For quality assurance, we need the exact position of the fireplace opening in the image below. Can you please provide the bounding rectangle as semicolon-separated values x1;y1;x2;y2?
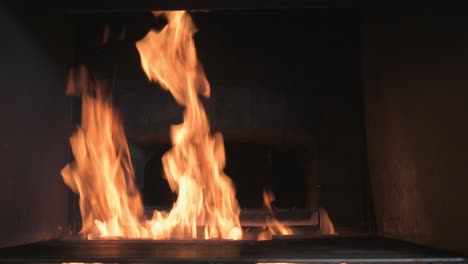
60;9;369;238
1;2;468;263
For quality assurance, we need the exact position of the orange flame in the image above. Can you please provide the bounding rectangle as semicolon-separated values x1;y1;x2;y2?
62;10;241;240
136;11;241;240
258;189;293;240
61;11;335;241
61;69;146;239
313;208;337;235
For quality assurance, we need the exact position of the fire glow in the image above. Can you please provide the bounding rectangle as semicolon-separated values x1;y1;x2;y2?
62;10;241;240
61;10;335;240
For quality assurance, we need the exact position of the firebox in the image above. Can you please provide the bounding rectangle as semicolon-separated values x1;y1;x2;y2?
1;1;468;263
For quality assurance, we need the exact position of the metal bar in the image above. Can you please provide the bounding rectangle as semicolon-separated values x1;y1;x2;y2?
6;0;378;13
0;236;465;263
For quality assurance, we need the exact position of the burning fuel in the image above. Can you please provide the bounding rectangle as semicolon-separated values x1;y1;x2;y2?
258;189;293;240
61;11;335;241
62;11;241;240
136;10;242;240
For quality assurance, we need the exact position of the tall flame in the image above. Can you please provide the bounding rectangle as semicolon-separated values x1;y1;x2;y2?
136;11;241;240
62;11;241;240
61;10;336;241
62;68;147;238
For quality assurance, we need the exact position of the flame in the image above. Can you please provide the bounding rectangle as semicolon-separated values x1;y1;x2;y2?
136;11;241;240
313;208;337;235
61;10;337;241
258;189;293;240
62;10;241;240
61;69;147;238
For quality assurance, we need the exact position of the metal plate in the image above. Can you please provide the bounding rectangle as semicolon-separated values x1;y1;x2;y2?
0;236;466;263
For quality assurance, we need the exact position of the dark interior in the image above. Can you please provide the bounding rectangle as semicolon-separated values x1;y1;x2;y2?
1;1;468;263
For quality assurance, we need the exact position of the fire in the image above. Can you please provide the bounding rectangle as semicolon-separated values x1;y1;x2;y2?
136;10;242;240
62;67;147;238
62;10;241;240
314;208;337;235
258;189;293;240
61;10;336;242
